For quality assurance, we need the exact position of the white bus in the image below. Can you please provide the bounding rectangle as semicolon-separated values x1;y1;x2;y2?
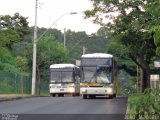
80;53;118;99
49;64;80;97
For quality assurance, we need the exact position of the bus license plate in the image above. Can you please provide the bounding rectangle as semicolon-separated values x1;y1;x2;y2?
60;89;64;91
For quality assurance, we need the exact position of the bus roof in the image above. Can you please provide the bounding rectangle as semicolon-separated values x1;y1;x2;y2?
50;64;77;69
81;53;113;58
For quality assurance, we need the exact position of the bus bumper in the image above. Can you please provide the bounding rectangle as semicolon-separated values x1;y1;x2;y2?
80;87;114;96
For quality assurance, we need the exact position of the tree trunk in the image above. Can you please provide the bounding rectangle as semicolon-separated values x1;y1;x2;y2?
131;55;152;93
137;66;143;93
141;63;150;92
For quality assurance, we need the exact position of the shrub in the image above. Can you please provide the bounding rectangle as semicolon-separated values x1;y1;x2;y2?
128;88;160;120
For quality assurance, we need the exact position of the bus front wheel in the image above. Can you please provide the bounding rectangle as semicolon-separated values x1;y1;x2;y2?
51;94;56;97
58;94;64;97
113;94;116;98
108;95;113;99
89;95;95;99
83;95;87;99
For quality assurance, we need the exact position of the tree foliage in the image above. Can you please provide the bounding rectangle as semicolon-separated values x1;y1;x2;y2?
128;88;160;120
0;13;29;49
145;0;160;56
0;13;29;73
65;30;107;62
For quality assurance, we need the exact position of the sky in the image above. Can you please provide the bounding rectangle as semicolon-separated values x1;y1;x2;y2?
0;0;101;34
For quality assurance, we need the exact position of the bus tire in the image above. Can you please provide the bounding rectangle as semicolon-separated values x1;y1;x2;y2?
108;95;113;99
51;94;56;97
83;95;87;99
58;94;64;97
89;95;95;99
113;94;116;98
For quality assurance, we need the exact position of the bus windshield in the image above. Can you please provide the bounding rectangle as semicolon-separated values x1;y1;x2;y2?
61;72;73;82
82;66;112;83
50;71;74;83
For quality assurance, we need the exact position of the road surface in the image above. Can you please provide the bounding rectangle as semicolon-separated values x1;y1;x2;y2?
0;96;128;120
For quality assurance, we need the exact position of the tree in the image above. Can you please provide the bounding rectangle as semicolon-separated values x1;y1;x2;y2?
145;0;160;56
0;13;29;49
0;13;29;72
65;30;108;62
36;27;64;43
65;30;88;62
12;42;31;74
85;34;107;53
84;0;157;91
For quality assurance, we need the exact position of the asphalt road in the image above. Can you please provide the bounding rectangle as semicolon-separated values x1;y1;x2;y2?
0;96;128;120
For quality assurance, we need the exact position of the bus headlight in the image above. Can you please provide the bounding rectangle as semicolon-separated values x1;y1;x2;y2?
69;88;75;92
109;83;113;87
81;88;87;93
106;88;113;94
69;83;75;87
49;84;55;88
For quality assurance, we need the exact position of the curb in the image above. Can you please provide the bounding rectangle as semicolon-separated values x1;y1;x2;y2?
0;95;36;102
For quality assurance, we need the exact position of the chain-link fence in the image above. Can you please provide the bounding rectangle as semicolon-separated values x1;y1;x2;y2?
0;71;31;94
36;79;49;96
0;71;50;96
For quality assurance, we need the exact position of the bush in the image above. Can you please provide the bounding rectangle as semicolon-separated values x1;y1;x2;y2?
128;88;160;120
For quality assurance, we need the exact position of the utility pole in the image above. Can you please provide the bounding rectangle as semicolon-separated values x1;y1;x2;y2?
32;0;38;95
64;28;66;49
83;46;86;54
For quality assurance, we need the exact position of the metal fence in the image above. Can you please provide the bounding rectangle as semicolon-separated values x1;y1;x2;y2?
0;71;31;94
36;79;49;96
0;71;50;95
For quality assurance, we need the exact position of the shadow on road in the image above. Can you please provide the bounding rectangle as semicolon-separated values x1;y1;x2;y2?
81;96;128;100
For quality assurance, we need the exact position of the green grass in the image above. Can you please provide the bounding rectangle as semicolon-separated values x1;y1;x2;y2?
0;82;16;94
38;91;50;96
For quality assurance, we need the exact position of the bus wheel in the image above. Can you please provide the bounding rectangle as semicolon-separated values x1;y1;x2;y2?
58;94;64;97
83;95;87;99
89;95;95;99
108;95;113;99
113;94;116;98
51;94;56;97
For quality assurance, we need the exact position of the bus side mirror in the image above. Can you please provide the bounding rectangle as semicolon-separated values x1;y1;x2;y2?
75;69;81;76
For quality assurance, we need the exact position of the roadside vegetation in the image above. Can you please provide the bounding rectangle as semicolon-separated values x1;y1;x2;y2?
128;88;160;120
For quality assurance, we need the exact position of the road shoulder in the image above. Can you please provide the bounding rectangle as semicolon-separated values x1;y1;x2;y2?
0;94;35;102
